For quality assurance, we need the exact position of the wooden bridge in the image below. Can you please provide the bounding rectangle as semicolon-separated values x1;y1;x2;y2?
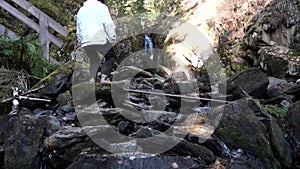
0;0;69;63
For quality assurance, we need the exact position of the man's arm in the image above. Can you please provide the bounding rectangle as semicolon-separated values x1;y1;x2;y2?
76;14;82;45
102;6;116;44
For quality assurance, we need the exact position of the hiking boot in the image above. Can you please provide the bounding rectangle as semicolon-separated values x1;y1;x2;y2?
100;74;111;84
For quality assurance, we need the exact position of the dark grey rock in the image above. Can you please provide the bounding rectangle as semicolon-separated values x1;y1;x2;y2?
214;99;281;169
0;113;60;169
269;119;293;168
222;68;269;99
243;0;300;78
286;100;300;147
67;155;205;169
32;108;53;116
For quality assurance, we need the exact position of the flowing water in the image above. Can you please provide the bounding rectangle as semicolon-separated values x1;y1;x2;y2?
144;34;154;60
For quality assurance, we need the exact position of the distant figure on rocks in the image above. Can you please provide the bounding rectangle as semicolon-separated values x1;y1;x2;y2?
76;0;116;83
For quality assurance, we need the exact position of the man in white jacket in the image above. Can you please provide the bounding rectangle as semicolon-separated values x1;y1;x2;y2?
76;0;116;83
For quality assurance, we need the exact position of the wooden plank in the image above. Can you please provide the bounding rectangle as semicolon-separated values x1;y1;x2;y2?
0;0;63;47
11;0;69;37
39;14;49;60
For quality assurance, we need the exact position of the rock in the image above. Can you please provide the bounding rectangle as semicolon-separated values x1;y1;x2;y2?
44;127;89;150
269;119;293;168
63;112;76;121
112;66;153;81
0;114;60;169
221;68;269;99
32;108;53;116
60;104;75;113
243;0;300;78
267;77;290;97
0;145;3;168
199;138;224;156
56;90;72;106
227;159;256;169
285;84;300;101
67;154;205;169
286;100;300;148
258;47;300;78
166;140;216;164
35;62;74;100
244;0;300;48
214;99;281;169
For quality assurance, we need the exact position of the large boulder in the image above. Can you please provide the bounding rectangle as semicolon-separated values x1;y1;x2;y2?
34;62;74;102
221;68;269;99
243;0;300;78
269;119;293;168
0;112;60;169
214;99;281;169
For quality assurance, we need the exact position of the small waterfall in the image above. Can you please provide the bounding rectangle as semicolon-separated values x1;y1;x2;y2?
144;34;154;60
218;139;232;157
218;139;243;158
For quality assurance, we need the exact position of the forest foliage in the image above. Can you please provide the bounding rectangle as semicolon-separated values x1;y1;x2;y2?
0;0;180;104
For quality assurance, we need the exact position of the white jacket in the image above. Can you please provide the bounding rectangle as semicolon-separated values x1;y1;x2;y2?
76;0;116;46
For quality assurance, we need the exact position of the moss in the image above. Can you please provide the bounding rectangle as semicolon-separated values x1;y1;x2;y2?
215;100;281;169
261;104;288;121
269;119;292;167
218;125;280;169
33;61;76;88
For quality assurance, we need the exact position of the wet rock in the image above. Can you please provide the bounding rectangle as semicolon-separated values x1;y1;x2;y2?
214;99;281;169
221;68;269;99
269;119;293;168
67;154;205;169
32;108;53;116
0;114;60;169
199;138;224;156
62;112;77;123
60;104;75;113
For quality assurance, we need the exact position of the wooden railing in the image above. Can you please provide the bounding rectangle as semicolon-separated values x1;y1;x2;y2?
0;0;69;62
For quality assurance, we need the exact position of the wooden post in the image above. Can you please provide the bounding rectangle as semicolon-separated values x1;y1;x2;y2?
39;14;49;61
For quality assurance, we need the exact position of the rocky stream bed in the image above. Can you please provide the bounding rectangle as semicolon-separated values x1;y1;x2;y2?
1;0;300;168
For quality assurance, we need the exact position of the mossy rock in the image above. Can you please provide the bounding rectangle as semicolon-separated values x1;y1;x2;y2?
214;99;281;169
34;62;76;88
286;100;300;144
0;114;60;169
72;82;112;106
32;62;76;101
269;119;292;168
